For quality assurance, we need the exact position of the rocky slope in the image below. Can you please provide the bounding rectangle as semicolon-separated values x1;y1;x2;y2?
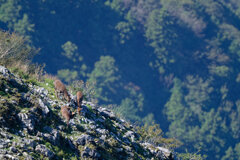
0;65;173;160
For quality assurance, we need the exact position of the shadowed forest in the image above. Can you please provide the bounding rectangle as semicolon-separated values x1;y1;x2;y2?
1;0;240;159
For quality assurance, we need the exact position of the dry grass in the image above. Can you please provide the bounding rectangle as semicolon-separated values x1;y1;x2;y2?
43;74;58;81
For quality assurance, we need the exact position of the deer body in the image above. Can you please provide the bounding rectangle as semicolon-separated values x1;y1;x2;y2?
76;91;83;114
61;106;75;125
54;80;71;102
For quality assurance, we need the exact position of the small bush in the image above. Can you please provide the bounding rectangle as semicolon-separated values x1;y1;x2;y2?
70;80;97;102
135;122;181;149
177;149;207;160
0;30;44;81
0;31;35;65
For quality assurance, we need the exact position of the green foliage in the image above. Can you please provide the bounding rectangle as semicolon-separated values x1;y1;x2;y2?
229;100;240;139
115;21;133;44
61;41;78;60
70;80;96;102
57;69;78;83
58;41;87;80
13;14;34;39
178;149;207;160
0;0;21;26
145;8;176;72
88;56;120;102
0;31;31;65
114;98;140;122
222;144;240;160
164;78;226;157
136;122;181;149
0;0;34;38
209;65;230;77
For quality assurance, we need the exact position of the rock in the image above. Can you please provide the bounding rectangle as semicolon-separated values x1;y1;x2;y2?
0;66;11;76
9;147;18;153
38;98;50;117
25;155;33;160
5;154;19;160
99;107;116;120
141;143;173;160
115;147;123;153
123;131;135;141
95;117;105;123
38;129;60;146
82;101;96;109
35;144;55;159
100;135;107;141
96;128;108;135
56;125;64;131
43;126;53;133
19;139;36;150
36;87;48;97
23;152;28;157
67;139;76;150
75;134;94;146
0;139;10;149
81;146;100;158
17;112;35;132
156;146;173;159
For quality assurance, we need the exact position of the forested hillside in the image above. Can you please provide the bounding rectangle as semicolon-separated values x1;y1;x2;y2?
1;0;240;159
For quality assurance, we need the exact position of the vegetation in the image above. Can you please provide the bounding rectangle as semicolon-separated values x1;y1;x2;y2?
1;0;240;159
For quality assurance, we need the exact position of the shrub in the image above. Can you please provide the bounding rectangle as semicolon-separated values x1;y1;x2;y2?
135;122;181;149
70;80;97;103
0;31;33;65
0;30;44;80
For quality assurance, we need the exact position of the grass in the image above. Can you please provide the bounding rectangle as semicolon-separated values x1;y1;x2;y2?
86;104;93;112
36;78;56;99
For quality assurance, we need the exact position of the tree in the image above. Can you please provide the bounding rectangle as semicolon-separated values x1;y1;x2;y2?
88;56;120;102
0;31;34;65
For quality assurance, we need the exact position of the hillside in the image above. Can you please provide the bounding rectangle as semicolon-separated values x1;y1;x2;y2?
0;65;173;160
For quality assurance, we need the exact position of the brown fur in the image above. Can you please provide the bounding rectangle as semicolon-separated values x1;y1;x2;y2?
61;106;75;125
54;80;71;102
76;91;83;115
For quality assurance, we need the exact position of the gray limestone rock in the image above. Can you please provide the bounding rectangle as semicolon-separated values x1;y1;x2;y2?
38;98;50;117
0;66;11;77
35;144;55;159
17;112;35;132
99;107;116;120
123;130;137;142
0;139;10;149
9;147;18;153
81;146;100;158
75;134;94;146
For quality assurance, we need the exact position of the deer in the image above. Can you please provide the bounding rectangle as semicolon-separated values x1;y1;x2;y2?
76;91;83;115
61;105;76;125
54;80;71;102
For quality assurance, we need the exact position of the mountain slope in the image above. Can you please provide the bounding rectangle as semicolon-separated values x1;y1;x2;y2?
0;65;173;160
